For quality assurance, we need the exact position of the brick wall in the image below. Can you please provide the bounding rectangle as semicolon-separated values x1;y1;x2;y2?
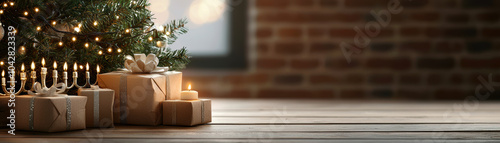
184;0;500;100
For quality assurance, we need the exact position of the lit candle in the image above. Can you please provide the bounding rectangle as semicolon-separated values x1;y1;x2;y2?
181;84;198;100
53;61;58;78
1;70;5;86
41;58;47;74
31;61;36;79
86;63;90;79
63;62;68;84
73;63;78;78
96;64;100;74
20;63;26;80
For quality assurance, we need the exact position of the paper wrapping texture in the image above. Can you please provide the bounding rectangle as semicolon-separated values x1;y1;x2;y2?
97;72;182;125
16;96;87;132
77;88;115;128
162;99;212;126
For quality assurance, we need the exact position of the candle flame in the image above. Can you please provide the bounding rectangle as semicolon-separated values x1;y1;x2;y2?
21;63;25;72
63;62;68;71
97;65;100;73
86;63;89;71
53;61;57;69
1;70;3;77
74;63;77;71
41;58;45;67
188;84;192;90
31;61;35;70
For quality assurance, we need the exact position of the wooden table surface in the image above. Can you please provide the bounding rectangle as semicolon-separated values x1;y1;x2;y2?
1;99;500;143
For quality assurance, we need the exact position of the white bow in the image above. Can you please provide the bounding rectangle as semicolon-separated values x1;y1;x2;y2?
28;82;67;97
124;53;165;73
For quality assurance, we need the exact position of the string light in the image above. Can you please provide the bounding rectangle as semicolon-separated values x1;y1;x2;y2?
58;41;63;46
52;21;57;26
0;10;3;14
166;31;170;35
20;46;25;51
9;2;13;6
107;47;112;53
84;43;89;48
125;29;130;33
158;26;164;32
74;27;80;32
116;15;119;19
95;37;100;41
3;3;8;7
148;37;153;41
98;50;103;55
117;48;122;53
34;7;39;13
79;65;84;70
0;61;3;66
24;11;28;16
36;26;41;31
93;21;98;26
78;23;82;28
72;37;77;42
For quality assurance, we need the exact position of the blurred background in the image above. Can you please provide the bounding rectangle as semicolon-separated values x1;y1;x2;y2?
150;0;500;100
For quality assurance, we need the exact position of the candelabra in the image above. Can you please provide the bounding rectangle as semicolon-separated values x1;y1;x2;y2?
0;62;99;96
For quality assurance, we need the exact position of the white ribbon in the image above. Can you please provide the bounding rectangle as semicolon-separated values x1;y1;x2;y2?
124;53;166;73
28;82;67;97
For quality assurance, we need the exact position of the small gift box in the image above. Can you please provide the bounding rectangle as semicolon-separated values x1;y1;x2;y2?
17;95;87;132
77;87;115;128
162;99;212;126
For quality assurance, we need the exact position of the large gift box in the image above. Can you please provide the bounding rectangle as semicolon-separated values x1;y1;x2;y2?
97;71;182;125
0;96;10;128
162;99;212;126
17;96;87;132
78;88;115;128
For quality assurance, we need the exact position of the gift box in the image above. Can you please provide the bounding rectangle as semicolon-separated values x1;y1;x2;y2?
98;72;181;125
16;95;87;132
77;88;115;128
0;96;10;128
162;99;212;126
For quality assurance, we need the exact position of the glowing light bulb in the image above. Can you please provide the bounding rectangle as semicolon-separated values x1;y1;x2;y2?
116;15;119;19
107;48;112;53
20;46;25;51
74;27;80;32
58;41;63;46
95;37;100;41
79;65;83;70
125;29;130;33
84;43;89;48
0;10;3;14
166;31;170;35
98;50;103;55
78;23;82;28
35;8;39;12
117;48;122;53
36;26;41;31
158;26;164;32
148;37;153;41
72;37;76;42
3;3;8;7
9;2;13;6
24;11;28;16
93;21;98;26
0;61;3;66
52;21;57;26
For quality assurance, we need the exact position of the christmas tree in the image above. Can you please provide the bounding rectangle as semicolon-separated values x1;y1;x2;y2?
0;0;190;73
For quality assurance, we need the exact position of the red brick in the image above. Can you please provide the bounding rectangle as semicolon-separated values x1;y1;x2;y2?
291;59;320;70
482;28;500;37
256;58;286;69
477;12;500;23
341;74;365;84
417;57;455;69
278;27;302;38
325;57;360;69
310;74;338;85
427;74;443;85
434;89;469;100
293;0;315;7
461;57;500;69
434;41;464;53
274;74;304;85
399;74;421;85
256;0;290;8
369;73;394;85
332;12;363;23
319;0;338;7
449;74;463;84
400;27;423;37
344;0;388;7
308;28;328;37
310;42;337;53
258;89;333;98
329;28;356;38
275;42;304;55
400;41;432;53
365;57;412;70
340;89;366;99
401;0;429;8
446;13;469;23
257;42;270;54
248;73;270;84
410;12;440;22
256;27;272;38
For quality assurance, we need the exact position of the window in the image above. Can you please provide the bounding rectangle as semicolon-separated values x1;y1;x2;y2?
149;0;247;69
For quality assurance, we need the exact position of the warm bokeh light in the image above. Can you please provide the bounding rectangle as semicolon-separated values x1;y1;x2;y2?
188;0;225;25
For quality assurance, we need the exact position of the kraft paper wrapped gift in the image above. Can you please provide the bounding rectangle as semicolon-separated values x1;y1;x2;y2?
77;88;115;128
97;72;181;125
16;96;87;132
0;96;10;128
162;99;212;126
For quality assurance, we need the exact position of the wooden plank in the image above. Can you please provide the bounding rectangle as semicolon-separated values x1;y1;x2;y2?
2;131;500;139
210;117;500;124
213;110;500;117
3;138;500;143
